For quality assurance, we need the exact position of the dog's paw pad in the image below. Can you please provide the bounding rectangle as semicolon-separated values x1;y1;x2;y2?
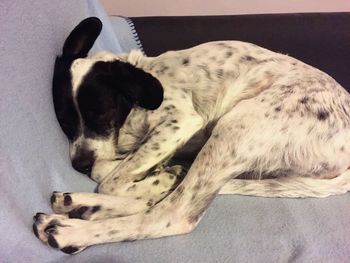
63;194;72;206
61;245;85;254
51;192;74;214
32;213;68;244
47;230;85;254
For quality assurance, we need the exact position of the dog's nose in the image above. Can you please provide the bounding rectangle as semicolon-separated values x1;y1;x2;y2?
72;152;95;175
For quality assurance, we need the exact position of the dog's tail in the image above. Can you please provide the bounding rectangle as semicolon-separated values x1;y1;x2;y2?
219;169;350;198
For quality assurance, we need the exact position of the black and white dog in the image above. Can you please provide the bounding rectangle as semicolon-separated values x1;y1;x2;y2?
33;17;350;254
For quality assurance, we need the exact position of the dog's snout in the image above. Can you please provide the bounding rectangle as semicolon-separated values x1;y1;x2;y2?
72;151;95;175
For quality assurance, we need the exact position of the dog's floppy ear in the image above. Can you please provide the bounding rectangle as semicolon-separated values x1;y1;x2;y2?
109;61;164;110
62;17;102;59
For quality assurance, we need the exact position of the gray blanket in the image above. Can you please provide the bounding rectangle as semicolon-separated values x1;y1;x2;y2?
1;1;350;262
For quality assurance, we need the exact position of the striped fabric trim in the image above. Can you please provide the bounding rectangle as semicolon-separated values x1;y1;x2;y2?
123;17;146;55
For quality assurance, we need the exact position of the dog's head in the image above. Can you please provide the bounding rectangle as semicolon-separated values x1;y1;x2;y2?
53;17;163;176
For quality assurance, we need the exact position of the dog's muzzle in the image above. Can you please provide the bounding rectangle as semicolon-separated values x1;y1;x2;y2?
72;150;95;175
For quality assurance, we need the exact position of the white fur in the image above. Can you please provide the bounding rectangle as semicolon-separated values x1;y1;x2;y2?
34;41;350;254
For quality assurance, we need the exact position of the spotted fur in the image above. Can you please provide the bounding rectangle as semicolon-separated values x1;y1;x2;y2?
33;17;350;254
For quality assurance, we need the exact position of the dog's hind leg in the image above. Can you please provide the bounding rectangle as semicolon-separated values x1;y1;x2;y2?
219;169;350;198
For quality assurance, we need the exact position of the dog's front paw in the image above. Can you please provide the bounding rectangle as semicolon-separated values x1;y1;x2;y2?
51;192;101;220
33;213;88;254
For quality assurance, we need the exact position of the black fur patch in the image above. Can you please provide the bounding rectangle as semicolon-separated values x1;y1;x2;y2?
274;106;282;112
61;246;80;254
63;195;72;206
48;235;59;248
92;205;101;213
68;206;89;218
240;55;257;63
153;179;160;185
52;57;79;141
317;110;329;121
33;213;45;222
299;96;309;104
216;69;224;78
50;193;56;205
182;58;190;66
32;224;39;238
108;230;120;235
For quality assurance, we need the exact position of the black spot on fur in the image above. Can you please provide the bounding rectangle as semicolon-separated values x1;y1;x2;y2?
274;106;282;112
32;224;39;238
182;58;190;66
145;208;152;214
191;193;197;201
61;246;80;254
158;65;169;74
317;110;329;121
173;126;180;131
164;105;175;111
108;230;119;235
176;185;185;194
152;143;160;150
68;206;89;218
226;51;233;58
92;205;101;213
50;193;56;205
48;235;59;248
147;200;154;207
171;119;178;123
193;183;201;191
122;238;137;242
240;55;257;63
127;184;137;191
63;195;72;206
152;179;160;185
166;222;171;228
33;212;45;223
216;69;224;78
299;96;309;104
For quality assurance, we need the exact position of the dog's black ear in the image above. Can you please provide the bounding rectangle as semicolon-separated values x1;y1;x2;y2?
62;17;102;59
110;61;164;110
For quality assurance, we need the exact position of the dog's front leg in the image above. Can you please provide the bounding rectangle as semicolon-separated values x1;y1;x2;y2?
98;108;203;195
33;115;245;253
50;165;186;220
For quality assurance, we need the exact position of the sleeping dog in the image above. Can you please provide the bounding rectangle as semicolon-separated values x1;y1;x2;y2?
33;17;350;254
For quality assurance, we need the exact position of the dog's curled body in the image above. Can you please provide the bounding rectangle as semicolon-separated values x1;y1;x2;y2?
33;18;350;254
111;41;350;182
